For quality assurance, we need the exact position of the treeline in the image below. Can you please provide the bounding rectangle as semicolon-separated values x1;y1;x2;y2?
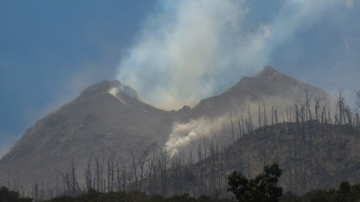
3;172;360;202
280;181;360;202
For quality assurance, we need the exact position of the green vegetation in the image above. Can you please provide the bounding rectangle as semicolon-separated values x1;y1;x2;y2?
279;181;360;202
227;162;283;202
0;186;32;202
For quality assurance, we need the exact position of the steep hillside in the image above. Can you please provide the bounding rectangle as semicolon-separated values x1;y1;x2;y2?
184;66;331;121
151;121;360;197
0;80;176;187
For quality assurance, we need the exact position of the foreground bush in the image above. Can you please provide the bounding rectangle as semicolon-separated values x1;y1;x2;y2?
279;181;360;202
0;186;33;202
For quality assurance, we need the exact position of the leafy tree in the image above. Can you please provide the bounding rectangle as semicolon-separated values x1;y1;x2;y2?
0;186;33;202
350;183;360;201
227;162;283;202
336;181;352;202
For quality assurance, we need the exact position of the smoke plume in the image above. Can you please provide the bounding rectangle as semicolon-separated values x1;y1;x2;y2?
117;0;348;111
165;116;229;156
117;0;351;154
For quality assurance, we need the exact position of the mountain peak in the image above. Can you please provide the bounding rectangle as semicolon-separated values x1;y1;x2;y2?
78;80;141;100
253;66;278;79
80;80;121;98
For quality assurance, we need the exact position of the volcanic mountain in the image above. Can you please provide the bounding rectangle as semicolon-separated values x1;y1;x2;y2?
0;66;332;191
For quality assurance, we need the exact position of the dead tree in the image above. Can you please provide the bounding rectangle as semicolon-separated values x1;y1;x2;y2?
197;144;202;162
93;155;103;191
188;148;194;166
295;104;300;126
262;100;268;126
203;135;207;159
121;163;127;191
314;96;322;121
130;150;138;191
237;120;242;138
171;151;183;195
271;107;274;125
305;89;313;121
137;149;149;192
20;185;26;198
354;91;360;128
248;106;253;132
115;165;121;191
147;151;158;194
159;146;169;195
230;111;235;143
106;152;116;192
344;105;352;125
286;108;289;122
354;107;360;128
85;155;93;191
59;171;70;195
258;101;262;127
337;87;346;124
34;183;38;202
241;109;245;135
70;158;79;196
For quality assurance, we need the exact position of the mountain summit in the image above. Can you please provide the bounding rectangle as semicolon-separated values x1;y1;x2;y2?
253;65;278;79
184;66;330;120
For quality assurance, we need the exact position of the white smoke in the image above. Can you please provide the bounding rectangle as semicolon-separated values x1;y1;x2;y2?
165;116;228;156
117;0;248;110
117;0;350;152
117;0;348;111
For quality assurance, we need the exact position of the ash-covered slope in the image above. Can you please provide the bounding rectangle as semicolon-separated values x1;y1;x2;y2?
0;80;176;187
185;66;331;120
149;121;360;197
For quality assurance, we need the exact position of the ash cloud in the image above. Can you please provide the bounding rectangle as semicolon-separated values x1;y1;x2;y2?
117;0;349;111
117;0;353;152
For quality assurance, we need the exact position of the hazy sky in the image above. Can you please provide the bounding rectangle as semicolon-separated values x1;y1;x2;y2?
1;0;359;157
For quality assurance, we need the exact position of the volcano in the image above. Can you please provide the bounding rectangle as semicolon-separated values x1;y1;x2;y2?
0;66;332;192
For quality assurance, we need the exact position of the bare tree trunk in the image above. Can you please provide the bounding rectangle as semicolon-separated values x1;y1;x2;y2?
34;183;38;202
305;89;313;121
230;111;235;143
85;155;92;191
314;96;322;121
203;136;207;159
130;150;138;191
197;144;202;162
138;149;149;192
338;87;345;124
106;152;116;192
248;106;253;132
258;101;262;127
